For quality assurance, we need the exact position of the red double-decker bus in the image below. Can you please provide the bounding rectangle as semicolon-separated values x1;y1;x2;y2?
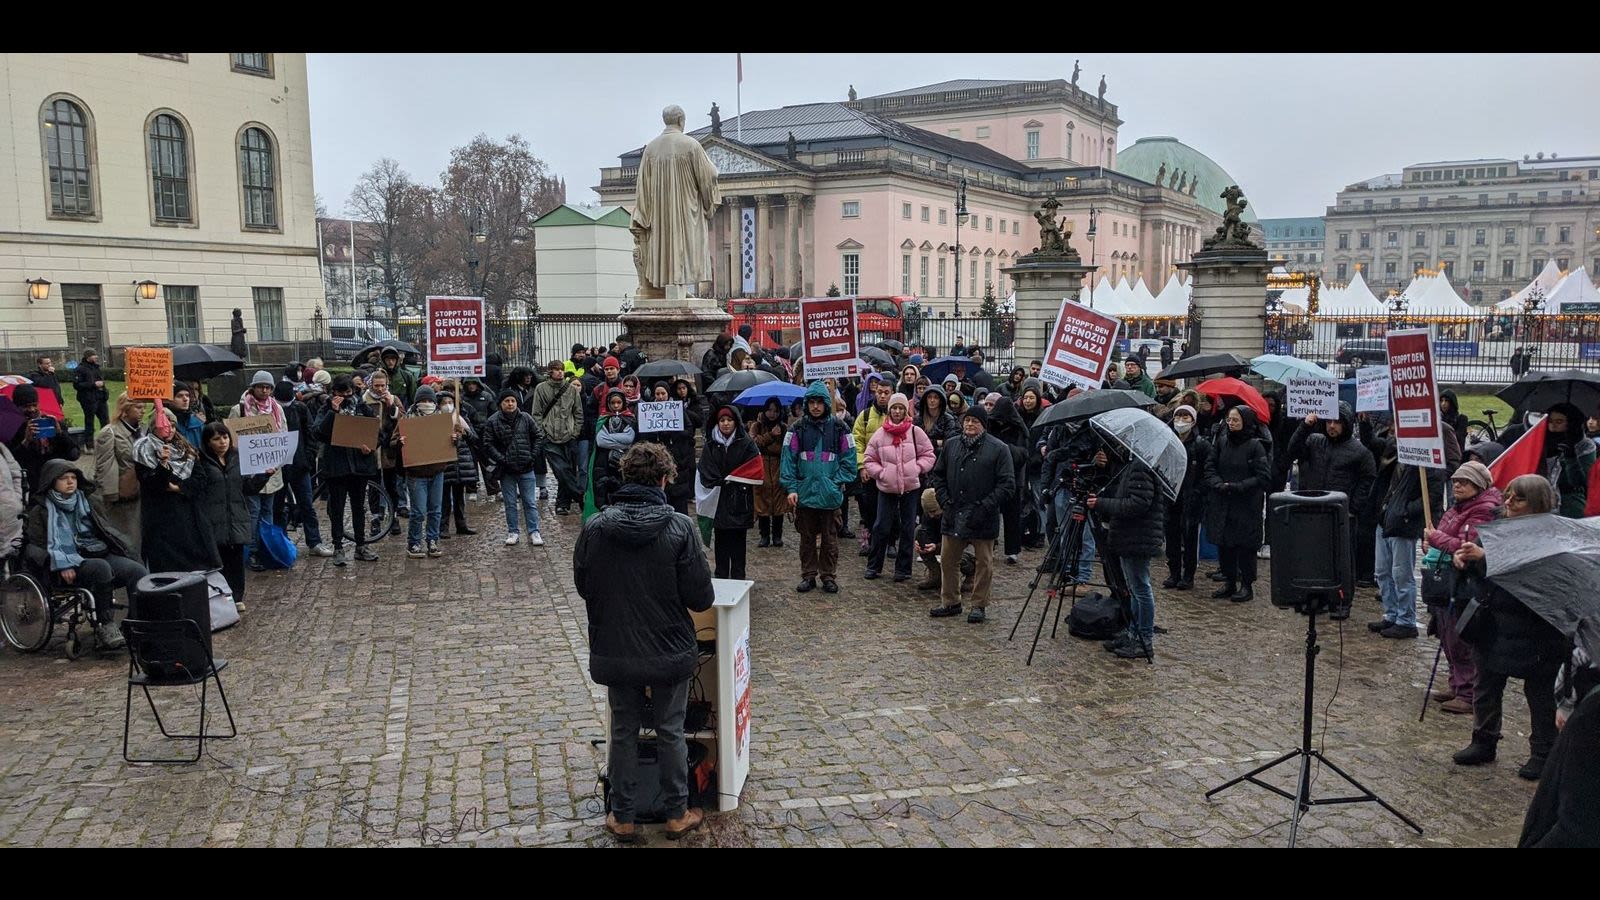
726;296;910;349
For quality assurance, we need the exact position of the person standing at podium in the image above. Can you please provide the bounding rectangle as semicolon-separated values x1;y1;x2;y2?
573;442;714;843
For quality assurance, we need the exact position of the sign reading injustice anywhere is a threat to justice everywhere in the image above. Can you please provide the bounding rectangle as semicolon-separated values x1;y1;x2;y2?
799;297;859;380
1285;376;1340;419
426;296;485;378
1039;299;1120;393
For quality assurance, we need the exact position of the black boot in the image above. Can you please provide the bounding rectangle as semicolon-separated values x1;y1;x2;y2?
758;517;771;548
1230;584;1254;603
1453;740;1497;766
771;516;783;547
1161;571;1181;589
1211;582;1236;599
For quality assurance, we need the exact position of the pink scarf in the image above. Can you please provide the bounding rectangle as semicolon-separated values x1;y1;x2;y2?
239;390;286;432
882;417;912;446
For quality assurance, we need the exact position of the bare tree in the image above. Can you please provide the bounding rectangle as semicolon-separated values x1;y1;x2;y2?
346;158;421;313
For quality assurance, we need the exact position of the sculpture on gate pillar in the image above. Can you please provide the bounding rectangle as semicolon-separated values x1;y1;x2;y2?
1201;185;1260;251
630;105;722;299
1026;196;1079;261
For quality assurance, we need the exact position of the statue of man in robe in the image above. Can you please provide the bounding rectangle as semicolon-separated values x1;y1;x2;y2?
630;105;722;299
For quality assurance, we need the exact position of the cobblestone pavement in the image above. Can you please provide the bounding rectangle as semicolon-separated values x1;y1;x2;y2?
0;491;1540;847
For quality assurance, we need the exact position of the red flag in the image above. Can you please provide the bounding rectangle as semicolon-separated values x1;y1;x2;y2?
737;53;743;84
1585;461;1600;517
1487;421;1548;490
727;454;765;486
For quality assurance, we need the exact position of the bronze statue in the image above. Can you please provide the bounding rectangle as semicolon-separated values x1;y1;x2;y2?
1201;184;1258;251
1176;171;1187;192
1189;179;1198;197
786;131;797;160
1097;75;1107;110
1031;195;1074;257
710;102;722;136
1156;162;1167;187
1072;60;1081;87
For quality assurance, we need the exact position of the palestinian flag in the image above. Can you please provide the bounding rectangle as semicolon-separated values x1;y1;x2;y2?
725;454;765;485
1487;421;1548;490
695;439;763;520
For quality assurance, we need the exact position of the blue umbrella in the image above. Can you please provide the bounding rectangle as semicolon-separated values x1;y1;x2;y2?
920;355;995;388
1250;353;1334;383
734;381;806;406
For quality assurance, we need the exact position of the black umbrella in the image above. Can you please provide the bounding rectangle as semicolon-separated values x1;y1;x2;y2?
874;339;905;354
707;369;779;393
1158;351;1252;380
969;367;996;390
1478;515;1600;666
169;343;244;381
634;359;700;379
1034;388;1157;429
1497;369;1600;414
788;341;804;362
351;338;420;369
859;346;896;368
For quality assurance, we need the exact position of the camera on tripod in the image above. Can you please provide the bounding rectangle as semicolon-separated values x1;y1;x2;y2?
1266;490;1354;616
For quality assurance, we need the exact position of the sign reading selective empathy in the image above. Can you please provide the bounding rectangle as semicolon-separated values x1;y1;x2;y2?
637;401;684;433
1285;376;1340;419
1040;299;1120;392
1355;366;1391;413
799;297;860;379
1385;329;1445;468
425;296;485;377
239;431;298;476
125;348;174;400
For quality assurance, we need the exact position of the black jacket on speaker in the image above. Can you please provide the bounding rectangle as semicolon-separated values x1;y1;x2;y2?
1095;460;1165;558
1203;412;1271;549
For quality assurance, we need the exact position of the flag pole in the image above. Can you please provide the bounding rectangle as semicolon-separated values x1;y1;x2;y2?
736;53;743;142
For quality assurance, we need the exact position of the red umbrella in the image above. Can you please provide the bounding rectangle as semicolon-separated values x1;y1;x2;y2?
0;379;65;420
1194;376;1269;422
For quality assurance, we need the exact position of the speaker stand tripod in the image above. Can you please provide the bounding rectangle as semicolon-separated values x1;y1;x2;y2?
1205;604;1423;847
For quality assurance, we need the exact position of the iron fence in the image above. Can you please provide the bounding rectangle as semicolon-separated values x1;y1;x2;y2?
901;315;1017;371
1264;311;1600;386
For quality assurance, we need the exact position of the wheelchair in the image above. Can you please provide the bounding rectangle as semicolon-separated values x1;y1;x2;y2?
0;541;126;660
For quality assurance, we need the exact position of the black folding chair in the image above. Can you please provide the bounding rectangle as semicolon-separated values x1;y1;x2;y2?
120;618;236;764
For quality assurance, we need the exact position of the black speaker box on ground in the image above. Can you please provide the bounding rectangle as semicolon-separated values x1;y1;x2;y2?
132;572;214;666
613;739;713;824
1267;491;1353;613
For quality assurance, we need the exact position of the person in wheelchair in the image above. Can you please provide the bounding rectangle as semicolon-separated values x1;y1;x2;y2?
23;459;147;650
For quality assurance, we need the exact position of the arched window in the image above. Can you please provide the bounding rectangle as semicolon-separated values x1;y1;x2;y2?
149;113;191;222
238;126;278;228
42;97;94;216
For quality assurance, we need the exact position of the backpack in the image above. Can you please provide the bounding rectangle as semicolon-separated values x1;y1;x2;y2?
1066;591;1128;640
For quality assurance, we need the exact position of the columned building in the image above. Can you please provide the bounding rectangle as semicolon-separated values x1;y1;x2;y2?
595;79;1229;313
1323;154;1600;305
0;53;323;363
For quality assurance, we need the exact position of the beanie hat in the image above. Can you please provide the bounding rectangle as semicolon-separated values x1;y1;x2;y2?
909;353;925;366
716;406;738;421
920;487;941;518
571;343;587;356
312;369;333;386
888;392;911;412
250;370;273;388
1451;461;1493;491
960;402;988;427
273;381;295;404
414;386;437;405
13;384;38;406
1173;404;1198;421
983;391;1002;405
603;356;621;369
497;388;520;406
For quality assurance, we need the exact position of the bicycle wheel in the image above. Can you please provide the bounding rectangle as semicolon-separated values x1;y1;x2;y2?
364;479;395;540
1464;421;1495;446
0;573;53;652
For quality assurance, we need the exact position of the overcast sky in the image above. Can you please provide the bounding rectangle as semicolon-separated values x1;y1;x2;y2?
308;53;1600;221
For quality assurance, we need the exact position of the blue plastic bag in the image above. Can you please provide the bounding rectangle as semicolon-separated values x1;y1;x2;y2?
256;518;298;569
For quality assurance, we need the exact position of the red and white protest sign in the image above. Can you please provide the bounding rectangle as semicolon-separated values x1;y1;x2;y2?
799;296;860;379
425;296;485;378
1385;328;1445;469
1039;299;1120;392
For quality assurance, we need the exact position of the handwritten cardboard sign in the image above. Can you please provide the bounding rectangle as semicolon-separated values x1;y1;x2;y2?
331;413;381;450
1355;366;1391;413
1285;376;1340;419
125;348;174;400
224;414;274;440
638;401;684;433
239;431;298;476
396;413;456;467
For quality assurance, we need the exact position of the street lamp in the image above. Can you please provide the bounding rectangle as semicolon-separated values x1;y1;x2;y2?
132;279;159;304
26;277;50;303
953;177;968;318
467;214;486;296
1085;206;1099;307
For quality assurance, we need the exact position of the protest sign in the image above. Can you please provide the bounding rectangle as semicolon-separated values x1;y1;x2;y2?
125;348;174;400
1039;299;1120;392
799;297;860;379
396;413;456;467
1385;329;1445;469
1355;366;1391;413
426;296;486;378
1285;376;1340;419
331;414;381;450
239;431;298;476
224;414;274;440
638;401;685;433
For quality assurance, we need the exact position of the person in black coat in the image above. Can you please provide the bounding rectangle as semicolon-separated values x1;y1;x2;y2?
1089;445;1166;659
636;382;698;515
133;418;222;575
7;384;81;493
1369;433;1445;639
27;356;65;413
1163;403;1212;590
1439;389;1470;452
1519;668;1600;846
928;403;1015;623
437;388;479;537
572;442;714;841
985;397;1032;563
460;378;498;499
192;422;272;610
314;374;385;565
1203;404;1270;602
484;352;504;394
698;406;759;579
270;381;329;556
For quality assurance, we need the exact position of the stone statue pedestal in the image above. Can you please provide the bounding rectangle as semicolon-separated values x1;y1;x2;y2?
1177;249;1273;361
621;296;731;370
1002;253;1097;367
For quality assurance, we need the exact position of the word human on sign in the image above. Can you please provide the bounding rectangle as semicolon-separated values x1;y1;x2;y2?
1385;329;1445;469
1285;376;1339;419
239;431;298;476
638;400;684;433
1039;299;1120;392
799;296;859;379
124;347;174;401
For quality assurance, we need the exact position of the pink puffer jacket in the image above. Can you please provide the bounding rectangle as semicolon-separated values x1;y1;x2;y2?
864;422;935;496
1426;486;1502;554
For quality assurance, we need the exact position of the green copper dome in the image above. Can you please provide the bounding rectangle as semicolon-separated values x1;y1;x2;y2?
1115;136;1258;223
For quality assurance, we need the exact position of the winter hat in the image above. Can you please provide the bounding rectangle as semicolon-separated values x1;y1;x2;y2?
273;381;295;404
909;353;925;366
571;343;587;356
942;373;961;388
12;384;38;407
603;356;621;369
414;386;437;405
960;403;988;427
1451;461;1493;491
983;391;1002;405
716;406;738;421
420;374;444;386
250;370;274;388
496;388;521;406
921;487;941;518
312;369;332;386
1156;377;1178;390
888;392;911;413
1173;404;1198;421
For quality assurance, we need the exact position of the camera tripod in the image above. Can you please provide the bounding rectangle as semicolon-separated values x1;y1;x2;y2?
1008;490;1137;665
1206;596;1423;847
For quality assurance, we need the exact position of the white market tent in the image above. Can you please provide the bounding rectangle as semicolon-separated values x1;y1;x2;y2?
1316;269;1387;317
1125;276;1159;315
1401;271;1475;316
1498;259;1567;310
1080;275;1124;314
1546;266;1600;310
1150;273;1190;318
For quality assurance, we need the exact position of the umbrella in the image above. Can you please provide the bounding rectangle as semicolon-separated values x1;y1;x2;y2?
707;369;779;394
1497;369;1600;414
858;346;896;368
1159;351;1251;380
920;354;984;383
351;338;420;368
1250;354;1334;384
874;339;905;354
1034;389;1157;429
0;397;25;444
170;343;244;381
634;359;701;379
1194;376;1270;422
734;382;807;406
1478;514;1600;666
1089;407;1188;501
0;382;65;420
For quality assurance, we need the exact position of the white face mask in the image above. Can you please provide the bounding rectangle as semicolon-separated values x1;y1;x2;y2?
1174;419;1194;435
440;402;455;414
